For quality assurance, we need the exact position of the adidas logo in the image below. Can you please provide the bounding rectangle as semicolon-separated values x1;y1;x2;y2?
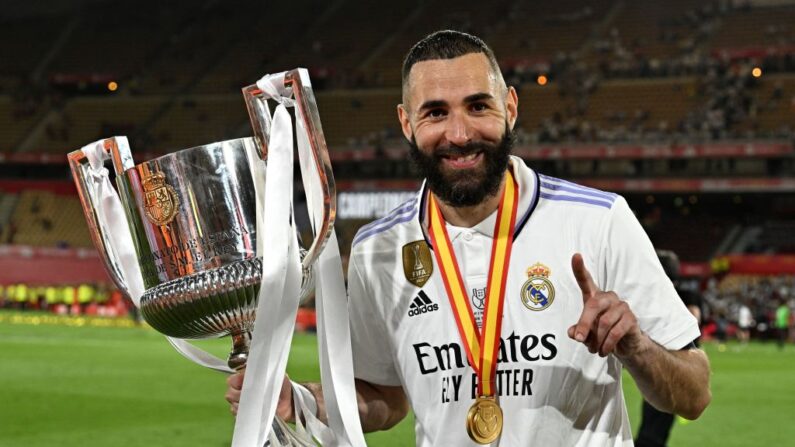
408;290;439;317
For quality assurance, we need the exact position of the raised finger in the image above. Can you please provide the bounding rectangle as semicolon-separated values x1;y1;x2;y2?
571;253;598;301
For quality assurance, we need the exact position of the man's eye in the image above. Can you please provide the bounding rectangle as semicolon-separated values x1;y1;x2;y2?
427;109;446;118
471;103;488;112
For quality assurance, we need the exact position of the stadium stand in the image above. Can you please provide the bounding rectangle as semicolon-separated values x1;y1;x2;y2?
748;221;795;254
0;95;46;152
1;190;91;248
525;77;699;142
646;214;733;262
148;95;248;152
316;89;402;146
0;0;794;314
1;0;793;154
490;0;613;62
0;16;62;78
27;96;165;153
710;4;795;49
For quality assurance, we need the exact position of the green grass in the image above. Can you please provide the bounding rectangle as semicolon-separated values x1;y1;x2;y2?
1;311;793;446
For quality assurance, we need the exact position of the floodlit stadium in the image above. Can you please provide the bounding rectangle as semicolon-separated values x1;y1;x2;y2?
1;0;794;446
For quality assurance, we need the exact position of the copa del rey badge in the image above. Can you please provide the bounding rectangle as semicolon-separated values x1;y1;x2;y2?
142;171;179;226
402;241;433;287
521;262;555;311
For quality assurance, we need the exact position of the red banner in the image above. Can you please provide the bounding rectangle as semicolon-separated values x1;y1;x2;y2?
326;142;792;162
4;142;792;164
336;177;795;193
0;245;110;285
0;179;76;194
680;262;712;277
721;254;795;275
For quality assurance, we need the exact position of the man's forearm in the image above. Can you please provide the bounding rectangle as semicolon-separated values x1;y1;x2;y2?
619;335;711;420
299;380;409;433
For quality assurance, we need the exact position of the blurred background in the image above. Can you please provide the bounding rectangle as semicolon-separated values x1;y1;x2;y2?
0;0;794;446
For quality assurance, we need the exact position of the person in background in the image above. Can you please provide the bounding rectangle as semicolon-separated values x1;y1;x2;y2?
775;300;790;349
635;250;703;447
737;299;753;344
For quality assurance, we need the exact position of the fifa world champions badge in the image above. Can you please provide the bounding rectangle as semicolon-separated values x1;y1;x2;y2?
521;262;555;311
402;241;433;287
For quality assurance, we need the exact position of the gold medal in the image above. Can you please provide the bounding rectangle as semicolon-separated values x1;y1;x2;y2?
466;396;503;445
427;171;517;444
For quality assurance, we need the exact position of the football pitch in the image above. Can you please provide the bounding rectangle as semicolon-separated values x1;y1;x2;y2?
1;312;793;446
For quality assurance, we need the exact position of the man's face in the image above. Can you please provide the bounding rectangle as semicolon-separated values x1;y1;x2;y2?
398;53;518;207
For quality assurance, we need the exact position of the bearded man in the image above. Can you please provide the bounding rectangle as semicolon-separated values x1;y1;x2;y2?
227;30;711;446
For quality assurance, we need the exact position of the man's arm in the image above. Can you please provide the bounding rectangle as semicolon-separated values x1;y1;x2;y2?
300;379;409;432
568;253;712;420
618;338;710;419
225;372;409;433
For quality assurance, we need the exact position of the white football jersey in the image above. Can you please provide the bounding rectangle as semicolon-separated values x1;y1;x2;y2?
348;156;700;446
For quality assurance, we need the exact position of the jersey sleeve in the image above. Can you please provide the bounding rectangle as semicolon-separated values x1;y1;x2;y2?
347;250;403;386
599;197;700;350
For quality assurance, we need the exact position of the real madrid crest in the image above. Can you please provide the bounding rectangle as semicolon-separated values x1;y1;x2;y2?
521;262;555;311
142;172;179;226
402;241;433;287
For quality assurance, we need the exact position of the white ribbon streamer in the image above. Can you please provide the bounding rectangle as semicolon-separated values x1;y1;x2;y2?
294;102;367;447
232;104;306;447
83;140;145;306
292;381;336;445
314;232;366;446
257;72;293;106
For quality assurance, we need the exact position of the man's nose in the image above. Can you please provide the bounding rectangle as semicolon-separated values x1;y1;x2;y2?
443;113;472;147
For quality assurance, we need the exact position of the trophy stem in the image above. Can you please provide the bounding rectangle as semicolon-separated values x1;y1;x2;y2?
228;331;315;447
229;331;252;371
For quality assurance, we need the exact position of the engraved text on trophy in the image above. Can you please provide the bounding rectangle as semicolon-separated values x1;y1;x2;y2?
140;224;254;279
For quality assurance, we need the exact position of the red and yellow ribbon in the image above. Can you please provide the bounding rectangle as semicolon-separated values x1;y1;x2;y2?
427;170;518;397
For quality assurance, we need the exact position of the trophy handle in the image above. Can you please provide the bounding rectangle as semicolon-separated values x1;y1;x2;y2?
242;68;336;271
67;137;137;300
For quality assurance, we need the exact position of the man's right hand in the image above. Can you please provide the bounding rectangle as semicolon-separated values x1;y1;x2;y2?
225;373;410;432
224;371;295;422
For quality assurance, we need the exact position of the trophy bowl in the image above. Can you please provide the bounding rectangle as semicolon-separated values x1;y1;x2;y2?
125;137;314;367
72;136;315;367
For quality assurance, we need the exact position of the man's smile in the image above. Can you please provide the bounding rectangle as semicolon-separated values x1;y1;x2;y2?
441;151;483;169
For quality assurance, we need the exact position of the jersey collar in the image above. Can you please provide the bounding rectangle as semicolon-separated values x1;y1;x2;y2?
417;155;540;247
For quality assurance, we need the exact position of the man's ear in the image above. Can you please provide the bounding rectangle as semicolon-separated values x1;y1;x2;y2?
505;86;519;130
397;104;413;141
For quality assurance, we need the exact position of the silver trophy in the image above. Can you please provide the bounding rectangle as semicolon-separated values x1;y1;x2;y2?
68;69;335;446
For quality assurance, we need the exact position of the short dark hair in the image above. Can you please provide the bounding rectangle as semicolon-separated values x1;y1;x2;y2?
401;30;501;90
656;249;680;280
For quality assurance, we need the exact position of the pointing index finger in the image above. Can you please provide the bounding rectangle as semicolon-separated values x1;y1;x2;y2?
571;253;598;301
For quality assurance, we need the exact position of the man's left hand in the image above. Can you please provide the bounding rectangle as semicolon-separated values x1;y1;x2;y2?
567;253;645;358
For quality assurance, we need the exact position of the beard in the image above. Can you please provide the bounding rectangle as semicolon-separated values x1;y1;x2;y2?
409;125;514;207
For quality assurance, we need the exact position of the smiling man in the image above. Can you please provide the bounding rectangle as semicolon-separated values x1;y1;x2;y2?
400;50;517;217
226;30;711;446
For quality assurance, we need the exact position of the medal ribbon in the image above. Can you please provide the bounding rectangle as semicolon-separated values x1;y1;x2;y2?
427;171;518;397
